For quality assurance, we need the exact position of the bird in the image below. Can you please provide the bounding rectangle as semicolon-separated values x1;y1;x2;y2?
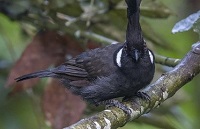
16;0;155;114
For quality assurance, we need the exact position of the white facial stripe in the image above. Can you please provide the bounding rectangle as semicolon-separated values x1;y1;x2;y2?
116;48;123;67
148;50;154;64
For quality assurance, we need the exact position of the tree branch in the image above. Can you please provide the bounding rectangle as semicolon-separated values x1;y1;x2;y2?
75;31;181;67
19;13;181;67
154;54;180;67
63;41;200;129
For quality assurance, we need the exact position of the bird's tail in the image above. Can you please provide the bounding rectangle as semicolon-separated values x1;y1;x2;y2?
15;70;58;82
125;0;141;18
125;0;144;47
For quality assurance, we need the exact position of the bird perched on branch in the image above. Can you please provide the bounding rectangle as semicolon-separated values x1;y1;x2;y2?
16;0;155;115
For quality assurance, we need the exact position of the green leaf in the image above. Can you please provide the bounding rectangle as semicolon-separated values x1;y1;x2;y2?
172;10;200;34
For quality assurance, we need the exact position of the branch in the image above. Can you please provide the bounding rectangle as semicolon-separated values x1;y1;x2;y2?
154;54;180;67
63;41;200;129
75;30;118;45
18;14;180;67
75;31;180;67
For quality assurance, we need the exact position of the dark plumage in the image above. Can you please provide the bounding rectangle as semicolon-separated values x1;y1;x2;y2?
16;0;155;107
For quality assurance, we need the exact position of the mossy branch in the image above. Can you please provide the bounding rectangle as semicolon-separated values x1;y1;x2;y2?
63;41;200;129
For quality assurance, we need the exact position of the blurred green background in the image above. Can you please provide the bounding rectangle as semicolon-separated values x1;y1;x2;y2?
0;0;199;129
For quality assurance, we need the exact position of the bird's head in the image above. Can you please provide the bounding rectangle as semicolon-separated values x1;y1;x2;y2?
114;43;143;68
125;39;146;61
126;45;143;62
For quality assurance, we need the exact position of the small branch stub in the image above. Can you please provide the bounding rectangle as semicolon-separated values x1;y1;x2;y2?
192;41;200;54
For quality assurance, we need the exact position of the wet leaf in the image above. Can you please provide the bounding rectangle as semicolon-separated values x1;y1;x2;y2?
42;80;86;129
6;30;87;128
6;30;83;93
172;10;200;34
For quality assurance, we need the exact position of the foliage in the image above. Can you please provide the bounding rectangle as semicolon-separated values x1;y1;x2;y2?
0;0;199;129
172;10;200;36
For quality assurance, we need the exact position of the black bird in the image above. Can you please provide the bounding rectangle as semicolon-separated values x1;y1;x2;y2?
16;0;155;112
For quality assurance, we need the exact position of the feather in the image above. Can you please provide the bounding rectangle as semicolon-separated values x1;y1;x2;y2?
125;0;144;49
15;70;57;82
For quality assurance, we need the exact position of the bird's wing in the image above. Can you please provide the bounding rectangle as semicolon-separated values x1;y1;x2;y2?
16;44;122;82
51;59;88;79
53;43;122;79
75;43;123;78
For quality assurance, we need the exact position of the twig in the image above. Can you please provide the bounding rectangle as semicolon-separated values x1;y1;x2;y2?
154;54;181;67
75;30;118;45
19;15;181;67
75;31;180;67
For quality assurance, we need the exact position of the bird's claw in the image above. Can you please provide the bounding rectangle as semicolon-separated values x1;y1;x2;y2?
136;91;150;101
101;99;132;119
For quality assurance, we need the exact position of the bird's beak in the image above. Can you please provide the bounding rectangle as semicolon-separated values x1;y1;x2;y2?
133;49;139;62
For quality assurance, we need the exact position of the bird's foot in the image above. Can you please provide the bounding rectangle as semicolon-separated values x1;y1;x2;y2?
136;91;150;101
100;99;132;119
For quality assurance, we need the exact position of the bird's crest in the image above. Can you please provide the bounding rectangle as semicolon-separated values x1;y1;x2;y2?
125;0;144;49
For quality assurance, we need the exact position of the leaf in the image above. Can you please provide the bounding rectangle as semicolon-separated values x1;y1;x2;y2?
6;30;88;128
193;19;200;38
42;80;86;129
6;30;84;93
0;0;30;19
116;0;172;19
172;10;200;34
